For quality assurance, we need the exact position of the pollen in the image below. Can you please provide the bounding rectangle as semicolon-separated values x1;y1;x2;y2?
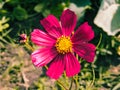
55;36;72;54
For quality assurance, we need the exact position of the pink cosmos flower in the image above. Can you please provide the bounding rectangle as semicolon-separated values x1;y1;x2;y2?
31;9;96;79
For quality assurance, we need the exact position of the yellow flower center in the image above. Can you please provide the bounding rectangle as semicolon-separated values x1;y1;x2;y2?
55;36;72;54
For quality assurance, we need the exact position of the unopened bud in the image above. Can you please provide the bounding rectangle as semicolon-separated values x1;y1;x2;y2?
19;34;27;43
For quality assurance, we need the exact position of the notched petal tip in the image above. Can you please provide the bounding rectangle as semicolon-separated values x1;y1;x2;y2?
73;43;96;63
81;22;94;38
31;29;56;46
65;53;81;77
46;55;64;79
31;47;58;67
40;14;62;38
72;22;94;43
60;9;77;36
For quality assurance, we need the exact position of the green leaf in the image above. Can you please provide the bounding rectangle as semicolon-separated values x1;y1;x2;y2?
7;0;19;6
51;3;64;18
42;9;50;17
34;3;44;13
94;0;120;35
13;6;28;21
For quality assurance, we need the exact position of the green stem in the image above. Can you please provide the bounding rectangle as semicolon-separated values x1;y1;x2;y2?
86;66;95;90
57;80;68;90
64;71;69;87
25;42;34;51
76;54;79;60
44;65;48;70
96;33;102;49
73;75;79;90
90;67;95;88
69;77;74;90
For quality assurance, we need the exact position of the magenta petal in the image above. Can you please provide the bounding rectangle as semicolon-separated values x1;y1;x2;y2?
40;15;62;38
60;9;77;36
71;22;94;43
65;53;81;77
46;54;64;79
31;29;56;46
31;47;58;67
73;43;96;62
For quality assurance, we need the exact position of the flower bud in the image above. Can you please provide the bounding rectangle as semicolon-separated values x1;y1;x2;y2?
19;34;27;43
